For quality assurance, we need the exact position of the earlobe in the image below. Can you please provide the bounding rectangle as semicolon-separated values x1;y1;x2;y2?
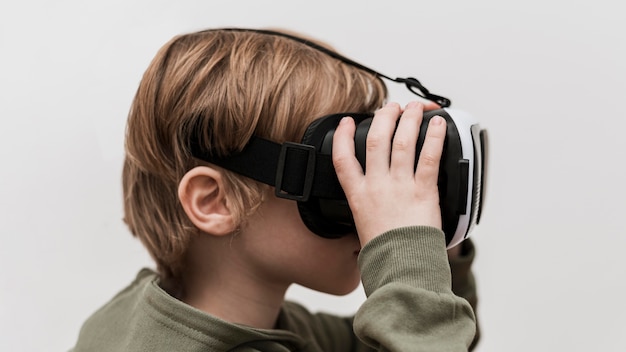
178;166;236;236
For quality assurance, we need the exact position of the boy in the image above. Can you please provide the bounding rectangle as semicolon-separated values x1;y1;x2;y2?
72;28;479;351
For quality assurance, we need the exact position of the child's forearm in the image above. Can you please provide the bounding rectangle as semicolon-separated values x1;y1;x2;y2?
354;227;477;351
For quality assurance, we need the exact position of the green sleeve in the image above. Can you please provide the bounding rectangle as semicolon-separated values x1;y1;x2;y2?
280;228;479;351
353;226;477;351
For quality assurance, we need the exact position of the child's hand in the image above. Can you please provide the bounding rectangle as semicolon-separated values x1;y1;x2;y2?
332;101;447;246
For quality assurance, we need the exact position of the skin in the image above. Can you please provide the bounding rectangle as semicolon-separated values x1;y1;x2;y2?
176;100;448;329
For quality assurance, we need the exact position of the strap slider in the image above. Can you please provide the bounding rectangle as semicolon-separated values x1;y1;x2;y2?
275;142;316;201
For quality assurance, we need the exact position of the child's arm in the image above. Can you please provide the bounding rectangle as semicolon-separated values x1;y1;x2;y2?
282;240;479;351
353;226;476;351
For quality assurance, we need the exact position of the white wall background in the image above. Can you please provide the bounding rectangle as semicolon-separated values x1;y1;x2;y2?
1;0;624;351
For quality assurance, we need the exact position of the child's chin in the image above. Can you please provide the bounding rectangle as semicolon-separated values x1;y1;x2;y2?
323;278;362;296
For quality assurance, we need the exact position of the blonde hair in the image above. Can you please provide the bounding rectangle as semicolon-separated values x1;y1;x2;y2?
122;28;387;280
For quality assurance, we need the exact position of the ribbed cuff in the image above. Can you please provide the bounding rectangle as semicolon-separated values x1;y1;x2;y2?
358;226;452;296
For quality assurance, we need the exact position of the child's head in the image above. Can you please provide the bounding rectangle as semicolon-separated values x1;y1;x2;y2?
122;28;387;281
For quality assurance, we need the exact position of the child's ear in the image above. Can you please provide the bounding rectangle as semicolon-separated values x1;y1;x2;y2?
178;166;236;236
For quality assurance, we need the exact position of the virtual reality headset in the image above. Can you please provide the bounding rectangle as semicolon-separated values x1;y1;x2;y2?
190;28;488;248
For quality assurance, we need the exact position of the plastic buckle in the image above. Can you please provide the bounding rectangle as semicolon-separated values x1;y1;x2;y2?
275;142;316;201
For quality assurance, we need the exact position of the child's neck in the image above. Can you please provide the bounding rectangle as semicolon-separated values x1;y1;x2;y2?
175;238;289;330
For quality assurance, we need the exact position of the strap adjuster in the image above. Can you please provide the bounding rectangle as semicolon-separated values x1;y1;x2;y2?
275;142;316;201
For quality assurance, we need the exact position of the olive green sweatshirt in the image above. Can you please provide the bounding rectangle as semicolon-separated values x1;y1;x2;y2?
72;227;478;351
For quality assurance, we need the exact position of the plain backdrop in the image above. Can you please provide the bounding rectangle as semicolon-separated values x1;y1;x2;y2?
1;0;625;351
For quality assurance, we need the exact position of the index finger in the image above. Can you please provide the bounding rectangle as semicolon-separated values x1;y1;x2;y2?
332;116;363;193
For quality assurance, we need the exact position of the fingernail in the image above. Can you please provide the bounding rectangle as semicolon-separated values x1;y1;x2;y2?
432;116;444;125
340;116;351;125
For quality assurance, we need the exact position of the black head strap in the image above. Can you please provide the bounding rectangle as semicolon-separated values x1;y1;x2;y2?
190;133;340;202
190;113;374;202
207;28;451;107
